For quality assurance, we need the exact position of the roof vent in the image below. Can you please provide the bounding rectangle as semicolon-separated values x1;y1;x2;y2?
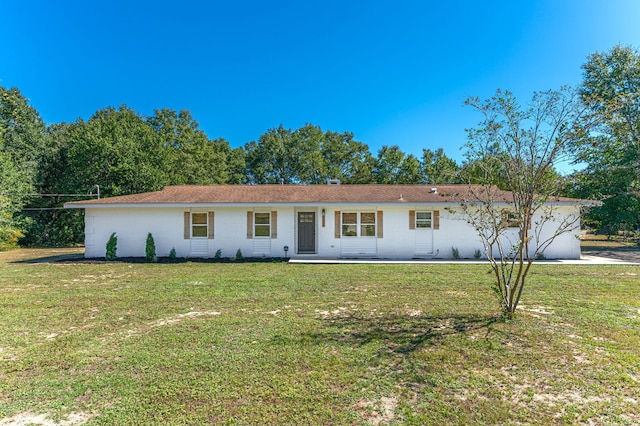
327;178;341;185
430;187;438;194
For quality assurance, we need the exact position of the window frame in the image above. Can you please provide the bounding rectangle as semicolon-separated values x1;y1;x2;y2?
341;211;377;238
415;211;433;229
191;212;208;238
254;212;271;238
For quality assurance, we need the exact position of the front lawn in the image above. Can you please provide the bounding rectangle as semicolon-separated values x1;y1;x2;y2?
0;249;638;425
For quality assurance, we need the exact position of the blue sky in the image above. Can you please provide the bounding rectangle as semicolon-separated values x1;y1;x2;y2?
2;0;640;165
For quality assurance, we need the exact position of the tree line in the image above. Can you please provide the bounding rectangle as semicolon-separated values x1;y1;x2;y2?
0;98;466;247
1;45;638;248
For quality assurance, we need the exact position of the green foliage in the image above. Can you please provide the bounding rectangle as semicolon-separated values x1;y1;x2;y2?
0;86;47;248
235;248;243;259
214;248;222;259
169;247;177;259
422;148;461;184
20;210;85;247
451;247;460;259
474;249;482;259
373;145;422;184
244;124;376;184
586;193;640;237
226;147;247;184
0;153;31;250
18;123;85;246
64;106;169;198
0;86;50;166
244;125;298;184
570;45;640;235
0;224;23;251
145;233;156;261
245;125;323;184
105;233;117;260
20;107;243;246
321;130;375;183
244;131;463;185
148;109;233;185
17;106;171;246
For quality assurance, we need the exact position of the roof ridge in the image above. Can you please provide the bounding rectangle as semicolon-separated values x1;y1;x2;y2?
64;183;591;207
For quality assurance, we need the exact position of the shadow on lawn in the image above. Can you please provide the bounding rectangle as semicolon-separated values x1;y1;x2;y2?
14;253;86;264
311;313;502;355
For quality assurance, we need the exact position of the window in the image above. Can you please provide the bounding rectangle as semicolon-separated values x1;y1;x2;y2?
410;210;439;230
247;211;277;239
185;211;214;239
254;212;270;237
501;210;521;228
360;212;376;236
342;212;357;236
416;211;432;228
191;213;208;237
342;212;376;237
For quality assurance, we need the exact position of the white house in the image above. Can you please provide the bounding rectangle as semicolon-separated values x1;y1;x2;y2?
64;183;585;260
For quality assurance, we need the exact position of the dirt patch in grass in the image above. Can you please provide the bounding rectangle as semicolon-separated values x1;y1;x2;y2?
0;410;95;426
518;304;555;316
353;395;398;425
124;310;222;337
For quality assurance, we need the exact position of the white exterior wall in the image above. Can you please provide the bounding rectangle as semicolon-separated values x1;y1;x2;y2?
85;206;298;259
320;206;455;259
436;208;486;259
438;205;582;260
529;206;582;259
371;206;424;259
85;208;185;258
83;204;581;260
316;208;340;258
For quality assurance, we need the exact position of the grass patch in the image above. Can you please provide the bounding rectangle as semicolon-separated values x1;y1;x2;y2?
1;249;639;424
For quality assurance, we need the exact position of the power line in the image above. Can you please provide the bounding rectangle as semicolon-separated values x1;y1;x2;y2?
21;207;68;211
1;185;100;199
0;193;97;197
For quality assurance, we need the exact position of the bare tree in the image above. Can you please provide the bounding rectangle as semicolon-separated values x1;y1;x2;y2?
460;88;593;317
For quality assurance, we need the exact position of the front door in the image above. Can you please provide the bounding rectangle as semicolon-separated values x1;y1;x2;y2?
297;212;316;253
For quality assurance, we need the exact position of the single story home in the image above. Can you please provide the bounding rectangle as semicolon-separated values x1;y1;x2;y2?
64;183;585;260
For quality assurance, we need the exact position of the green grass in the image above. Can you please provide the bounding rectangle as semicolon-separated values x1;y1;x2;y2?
1;249;639;425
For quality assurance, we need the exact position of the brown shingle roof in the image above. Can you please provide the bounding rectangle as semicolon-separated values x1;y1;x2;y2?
64;184;585;207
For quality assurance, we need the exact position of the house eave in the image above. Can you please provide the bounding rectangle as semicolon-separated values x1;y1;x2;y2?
66;202;459;209
64;200;585;209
